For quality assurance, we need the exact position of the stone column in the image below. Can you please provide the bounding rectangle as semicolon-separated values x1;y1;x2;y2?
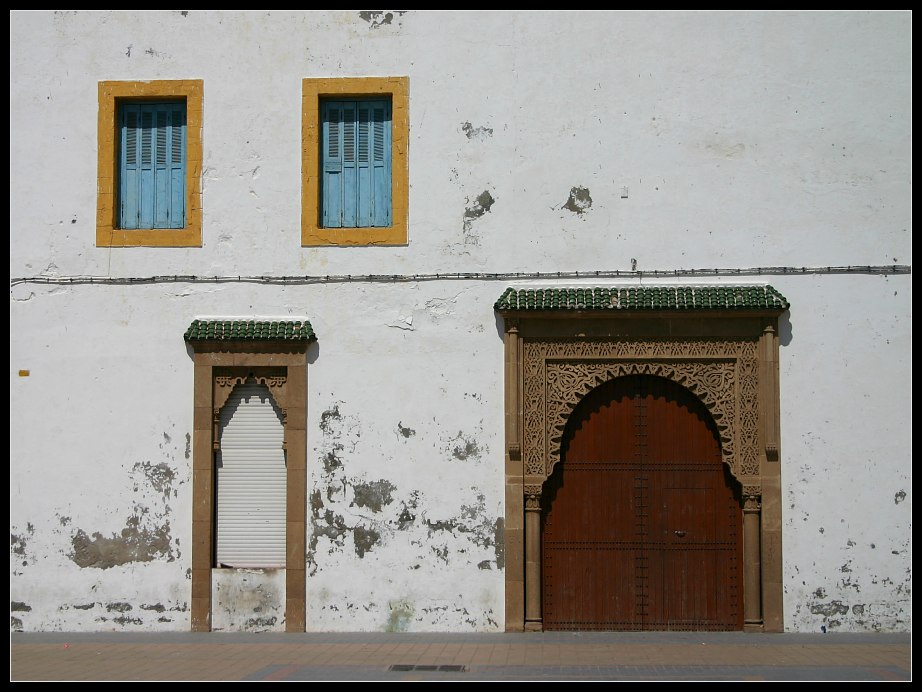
524;485;543;631
743;489;763;630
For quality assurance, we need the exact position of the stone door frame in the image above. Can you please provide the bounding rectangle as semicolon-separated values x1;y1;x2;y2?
499;310;784;632
187;341;309;632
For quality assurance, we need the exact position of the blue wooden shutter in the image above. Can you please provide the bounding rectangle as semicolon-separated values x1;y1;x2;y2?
321;98;391;228
119;102;186;229
321;101;344;228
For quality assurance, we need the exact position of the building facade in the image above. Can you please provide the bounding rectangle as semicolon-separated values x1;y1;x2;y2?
10;10;912;634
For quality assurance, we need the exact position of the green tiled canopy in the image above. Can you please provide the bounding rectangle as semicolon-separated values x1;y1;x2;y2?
183;319;317;341
494;285;789;312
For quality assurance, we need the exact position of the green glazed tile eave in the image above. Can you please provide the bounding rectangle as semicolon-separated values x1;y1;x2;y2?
183;319;317;342
493;285;790;311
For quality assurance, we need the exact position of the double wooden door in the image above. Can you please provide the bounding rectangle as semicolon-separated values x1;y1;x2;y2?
542;375;743;631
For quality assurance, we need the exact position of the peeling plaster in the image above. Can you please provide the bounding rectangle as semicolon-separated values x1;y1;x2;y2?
462;190;495;244
10;601;32;612
421;493;503;569
11;523;35;566
424;295;457;322
64;458;184;568
461;121;493;140
311;509;350;555
464;190;495;220
310;488;324;513
319;404;343;434
397;421;416;438
114;615;143;625
894;489;906;503
397;494;419;530
70;517;175;569
11;532;28;556
10;285;35;301
353;526;381;558
562;186;592;215
132;460;176;500
319;403;356;477
351;479;396;513
447;430;482;461
322;448;343;474
387;314;415;330
810;600;850;617
310;402;388;571
358;10;406;29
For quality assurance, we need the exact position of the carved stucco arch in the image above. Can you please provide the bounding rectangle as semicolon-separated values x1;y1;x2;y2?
525;339;761;487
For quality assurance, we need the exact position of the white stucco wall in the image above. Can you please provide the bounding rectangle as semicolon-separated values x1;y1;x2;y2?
10;10;911;633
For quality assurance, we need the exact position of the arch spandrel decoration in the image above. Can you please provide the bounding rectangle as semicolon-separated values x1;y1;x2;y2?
214;369;289;416
213;368;289;451
525;339;761;485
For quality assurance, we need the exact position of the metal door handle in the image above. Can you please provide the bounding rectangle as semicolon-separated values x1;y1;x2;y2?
674;530;686;537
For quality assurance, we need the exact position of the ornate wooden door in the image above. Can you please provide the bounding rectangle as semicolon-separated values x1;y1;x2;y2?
542;375;743;631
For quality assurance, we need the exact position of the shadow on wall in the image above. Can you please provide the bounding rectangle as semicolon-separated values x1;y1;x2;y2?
493;311;506;342
779;311;793;348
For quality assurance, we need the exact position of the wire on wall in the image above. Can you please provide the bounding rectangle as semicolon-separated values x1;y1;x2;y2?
9;264;911;288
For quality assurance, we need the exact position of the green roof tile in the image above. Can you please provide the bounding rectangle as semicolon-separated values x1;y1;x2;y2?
493;285;790;312
183;319;317;342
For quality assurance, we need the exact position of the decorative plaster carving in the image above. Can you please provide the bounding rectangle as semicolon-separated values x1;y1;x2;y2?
212;369;289;449
523;339;761;484
214;369;288;410
524;485;542;510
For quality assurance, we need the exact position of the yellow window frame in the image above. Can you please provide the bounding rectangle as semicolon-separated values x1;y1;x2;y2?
302;76;409;246
96;79;203;247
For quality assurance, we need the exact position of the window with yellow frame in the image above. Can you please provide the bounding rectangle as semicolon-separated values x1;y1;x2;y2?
96;80;203;247
302;77;408;246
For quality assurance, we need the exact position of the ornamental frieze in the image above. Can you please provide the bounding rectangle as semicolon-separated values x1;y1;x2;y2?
523;339;761;483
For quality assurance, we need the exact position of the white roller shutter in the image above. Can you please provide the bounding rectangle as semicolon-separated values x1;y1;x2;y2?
216;380;286;568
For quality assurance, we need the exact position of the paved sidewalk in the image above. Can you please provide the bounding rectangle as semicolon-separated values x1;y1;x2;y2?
10;631;912;682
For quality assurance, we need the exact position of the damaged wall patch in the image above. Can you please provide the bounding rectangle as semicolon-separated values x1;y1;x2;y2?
562;186;592;215
70;517;175;569
351;479;396;513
